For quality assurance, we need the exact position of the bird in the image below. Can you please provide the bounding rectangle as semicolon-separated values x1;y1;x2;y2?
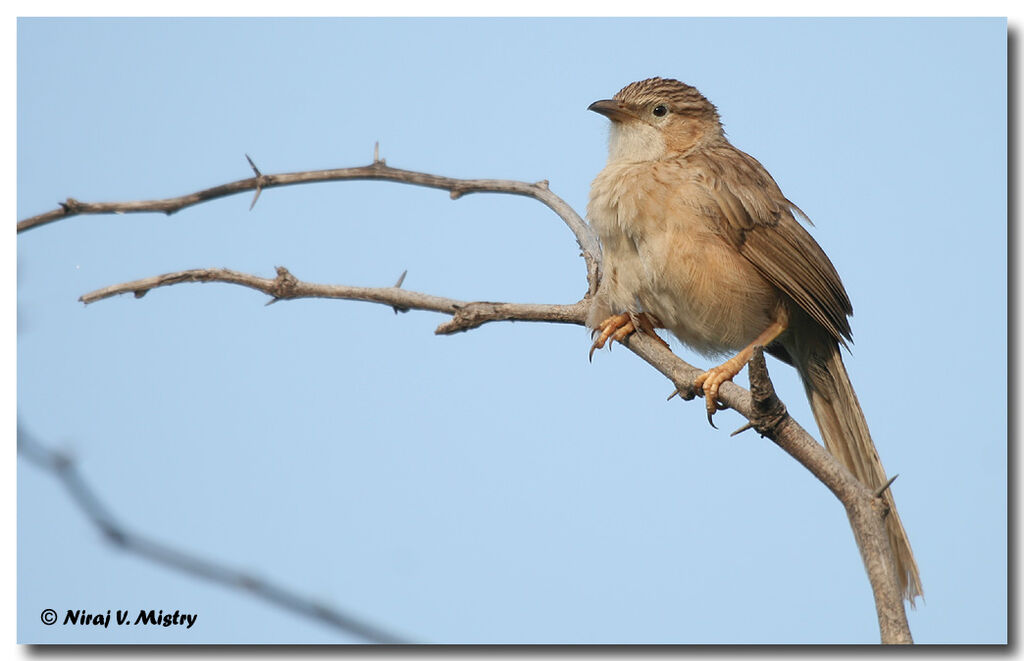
585;77;922;604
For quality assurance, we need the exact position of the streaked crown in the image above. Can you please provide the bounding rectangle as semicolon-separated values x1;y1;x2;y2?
614;77;720;122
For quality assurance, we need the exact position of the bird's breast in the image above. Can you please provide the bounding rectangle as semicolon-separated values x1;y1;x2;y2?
587;160;780;356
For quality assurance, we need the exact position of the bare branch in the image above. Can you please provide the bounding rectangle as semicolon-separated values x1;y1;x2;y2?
37;155;912;642
17;427;412;644
18;158;601;296
78;266;588;335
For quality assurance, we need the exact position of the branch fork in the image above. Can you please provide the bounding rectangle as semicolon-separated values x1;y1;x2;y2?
741;347;790;437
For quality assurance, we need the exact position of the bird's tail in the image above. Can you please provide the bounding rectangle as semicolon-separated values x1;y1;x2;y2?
796;339;923;605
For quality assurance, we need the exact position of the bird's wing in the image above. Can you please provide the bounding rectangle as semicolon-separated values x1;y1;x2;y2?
696;146;853;345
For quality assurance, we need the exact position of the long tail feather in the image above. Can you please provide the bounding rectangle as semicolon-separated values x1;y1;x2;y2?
797;341;923;604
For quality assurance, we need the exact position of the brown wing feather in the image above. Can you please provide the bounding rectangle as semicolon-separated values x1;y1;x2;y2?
697;145;853;345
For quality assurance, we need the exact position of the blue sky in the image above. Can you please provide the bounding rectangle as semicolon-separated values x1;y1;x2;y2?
16;17;1006;644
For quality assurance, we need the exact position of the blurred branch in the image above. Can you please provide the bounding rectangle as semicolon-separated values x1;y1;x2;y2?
17;427;412;644
16;155;601;297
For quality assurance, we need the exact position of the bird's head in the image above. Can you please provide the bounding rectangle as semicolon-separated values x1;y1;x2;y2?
589;77;722;162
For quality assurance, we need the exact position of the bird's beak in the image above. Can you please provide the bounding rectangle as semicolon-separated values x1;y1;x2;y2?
588;99;638;123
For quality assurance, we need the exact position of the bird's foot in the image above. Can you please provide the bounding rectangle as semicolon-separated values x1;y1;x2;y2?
589;312;667;360
693;320;787;427
694;355;748;428
589;313;633;360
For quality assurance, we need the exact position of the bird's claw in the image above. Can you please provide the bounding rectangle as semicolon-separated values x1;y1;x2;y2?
694;366;734;428
589;313;635;361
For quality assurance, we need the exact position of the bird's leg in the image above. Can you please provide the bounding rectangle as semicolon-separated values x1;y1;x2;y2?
695;320;786;426
589;312;668;360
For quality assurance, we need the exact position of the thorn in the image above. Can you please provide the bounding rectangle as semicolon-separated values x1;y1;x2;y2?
374;141;380;163
874;474;899;499
668;385;696;401
391;269;409;314
245;153;262;177
265;297;280;307
450;188;463;200
730;421;754;437
245;155;264;211
249;185;263;211
535;179;549;189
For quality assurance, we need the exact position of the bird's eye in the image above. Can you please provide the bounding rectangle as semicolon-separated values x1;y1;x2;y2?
652;104;668;117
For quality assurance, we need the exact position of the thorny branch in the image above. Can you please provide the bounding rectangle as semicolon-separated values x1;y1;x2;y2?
78;266;588;335
17;154;601;297
17;428;411;644
20;155;912;644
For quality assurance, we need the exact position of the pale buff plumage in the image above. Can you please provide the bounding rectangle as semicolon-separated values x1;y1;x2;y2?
586;77;922;604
